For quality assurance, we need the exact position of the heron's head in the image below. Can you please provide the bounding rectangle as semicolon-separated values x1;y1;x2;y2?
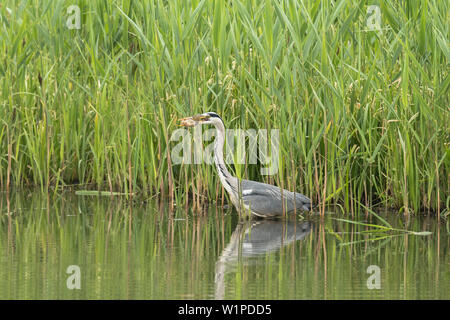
179;112;223;127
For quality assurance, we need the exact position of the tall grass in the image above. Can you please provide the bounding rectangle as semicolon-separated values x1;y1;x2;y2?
0;0;448;214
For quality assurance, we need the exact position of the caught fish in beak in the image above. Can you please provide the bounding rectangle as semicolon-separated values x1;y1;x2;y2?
178;116;197;127
178;114;211;127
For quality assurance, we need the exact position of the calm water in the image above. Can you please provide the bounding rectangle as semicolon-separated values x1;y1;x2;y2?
0;191;448;299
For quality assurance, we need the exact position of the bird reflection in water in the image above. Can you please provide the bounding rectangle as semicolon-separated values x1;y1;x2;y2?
215;220;312;299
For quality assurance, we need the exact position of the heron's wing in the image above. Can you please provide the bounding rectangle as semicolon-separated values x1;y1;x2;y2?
240;180;311;216
241;190;285;216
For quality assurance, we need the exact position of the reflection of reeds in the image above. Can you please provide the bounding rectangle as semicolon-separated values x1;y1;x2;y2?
0;192;447;299
0;1;447;215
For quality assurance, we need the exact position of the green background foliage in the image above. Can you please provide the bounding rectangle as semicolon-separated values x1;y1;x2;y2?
0;0;448;214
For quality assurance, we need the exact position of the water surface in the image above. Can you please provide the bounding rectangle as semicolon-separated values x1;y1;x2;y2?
0;191;448;299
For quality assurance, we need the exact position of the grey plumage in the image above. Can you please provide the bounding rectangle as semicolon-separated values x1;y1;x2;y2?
240;179;311;217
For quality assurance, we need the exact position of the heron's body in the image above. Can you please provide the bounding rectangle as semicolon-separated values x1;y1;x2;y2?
179;112;312;217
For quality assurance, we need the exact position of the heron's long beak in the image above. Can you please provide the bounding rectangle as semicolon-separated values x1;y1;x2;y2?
178;114;210;127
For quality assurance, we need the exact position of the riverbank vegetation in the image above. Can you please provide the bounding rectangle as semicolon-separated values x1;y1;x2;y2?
0;0;448;215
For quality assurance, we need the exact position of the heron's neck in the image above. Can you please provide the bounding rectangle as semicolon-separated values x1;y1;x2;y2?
213;121;236;191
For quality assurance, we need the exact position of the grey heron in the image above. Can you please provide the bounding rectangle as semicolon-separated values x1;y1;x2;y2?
179;112;312;218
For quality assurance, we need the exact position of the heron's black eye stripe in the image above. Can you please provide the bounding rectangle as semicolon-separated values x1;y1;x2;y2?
207;112;222;120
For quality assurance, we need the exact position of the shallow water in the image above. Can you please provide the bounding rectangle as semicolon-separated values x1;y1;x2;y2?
0;191;448;299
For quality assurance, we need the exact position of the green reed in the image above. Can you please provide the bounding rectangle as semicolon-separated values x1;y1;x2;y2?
0;0;448;214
